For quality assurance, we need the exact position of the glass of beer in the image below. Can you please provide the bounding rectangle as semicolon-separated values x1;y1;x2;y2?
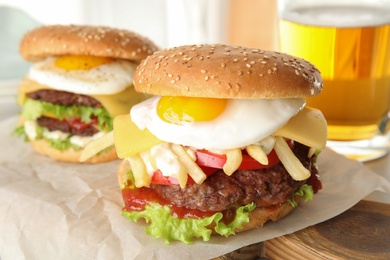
277;0;390;161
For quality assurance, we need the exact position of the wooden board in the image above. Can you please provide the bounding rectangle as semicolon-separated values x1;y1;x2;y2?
264;200;390;259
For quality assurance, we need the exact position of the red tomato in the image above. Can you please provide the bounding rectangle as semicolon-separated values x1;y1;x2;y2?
150;140;294;186
151;166;218;185
65;116;98;130
195;149;281;170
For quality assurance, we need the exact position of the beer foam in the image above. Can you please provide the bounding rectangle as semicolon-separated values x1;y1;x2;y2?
280;5;390;27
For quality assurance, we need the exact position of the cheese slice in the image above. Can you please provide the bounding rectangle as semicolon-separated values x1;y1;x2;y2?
18;78;149;117
274;107;327;150
114;114;163;159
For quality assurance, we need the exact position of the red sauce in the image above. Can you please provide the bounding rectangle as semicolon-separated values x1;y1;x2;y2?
122;187;218;219
306;171;322;194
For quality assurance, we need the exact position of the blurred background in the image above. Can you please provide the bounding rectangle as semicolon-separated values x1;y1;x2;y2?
0;0;278;118
0;0;278;79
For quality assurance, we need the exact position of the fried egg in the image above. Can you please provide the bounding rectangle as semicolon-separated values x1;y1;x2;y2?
28;55;137;95
131;96;305;150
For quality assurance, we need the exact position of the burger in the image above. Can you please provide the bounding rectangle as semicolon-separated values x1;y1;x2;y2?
82;44;327;243
14;24;159;163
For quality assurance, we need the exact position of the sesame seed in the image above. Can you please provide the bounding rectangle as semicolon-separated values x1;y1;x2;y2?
233;59;238;63
205;76;209;81
201;69;207;73
238;70;243;76
259;73;264;77
168;73;173;77
261;60;267;64
267;69;272;74
221;62;226;68
273;67;277;72
171;80;176;83
295;70;300;75
246;64;251;68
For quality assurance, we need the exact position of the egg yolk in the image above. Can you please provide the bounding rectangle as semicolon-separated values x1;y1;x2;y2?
54;55;113;70
157;96;227;125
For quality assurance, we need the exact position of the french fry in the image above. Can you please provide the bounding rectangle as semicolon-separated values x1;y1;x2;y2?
273;136;310;181
246;144;269;165
127;154;151;188
223;148;242;176
79;131;114;162
171;144;206;185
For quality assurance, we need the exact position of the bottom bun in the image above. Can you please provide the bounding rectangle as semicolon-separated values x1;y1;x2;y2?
30;139;118;163
118;159;298;235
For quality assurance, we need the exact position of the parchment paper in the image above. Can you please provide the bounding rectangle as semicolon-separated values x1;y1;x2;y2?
0;116;389;260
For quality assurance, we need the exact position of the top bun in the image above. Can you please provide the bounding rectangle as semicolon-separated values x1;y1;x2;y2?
20;24;159;62
134;44;323;99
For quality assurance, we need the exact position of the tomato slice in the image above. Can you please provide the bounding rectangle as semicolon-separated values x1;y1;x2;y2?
65;116;98;130
151;166;218;185
195;149;281;170
151;140;294;186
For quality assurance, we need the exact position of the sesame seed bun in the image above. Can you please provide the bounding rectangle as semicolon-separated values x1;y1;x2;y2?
30;139;118;163
134;44;323;99
20;24;159;62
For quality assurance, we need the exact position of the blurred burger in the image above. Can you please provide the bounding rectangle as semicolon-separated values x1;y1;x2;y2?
15;24;159;163
82;44;327;243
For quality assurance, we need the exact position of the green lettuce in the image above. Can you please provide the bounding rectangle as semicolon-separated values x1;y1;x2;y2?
287;184;314;207
22;98;113;131
122;202;256;244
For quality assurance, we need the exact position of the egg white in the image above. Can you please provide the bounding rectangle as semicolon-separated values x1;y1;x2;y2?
28;57;137;95
130;96;306;150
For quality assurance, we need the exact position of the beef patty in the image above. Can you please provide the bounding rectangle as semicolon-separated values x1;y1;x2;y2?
27;89;102;107
37;116;98;136
151;143;315;212
27;89;102;136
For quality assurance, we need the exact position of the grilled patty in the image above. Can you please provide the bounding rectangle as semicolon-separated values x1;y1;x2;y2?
151;143;315;212
27;89;102;107
27;89;102;137
37;116;99;136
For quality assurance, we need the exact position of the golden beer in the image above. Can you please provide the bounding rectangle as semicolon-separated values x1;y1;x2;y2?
279;6;390;140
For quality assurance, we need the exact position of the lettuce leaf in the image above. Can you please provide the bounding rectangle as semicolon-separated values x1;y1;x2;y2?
122;202;256;244
22;98;113;131
287;184;314;207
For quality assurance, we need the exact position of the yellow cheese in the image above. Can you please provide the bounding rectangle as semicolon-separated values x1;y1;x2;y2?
114;114;163;159
17;78;149;116
273;107;327;150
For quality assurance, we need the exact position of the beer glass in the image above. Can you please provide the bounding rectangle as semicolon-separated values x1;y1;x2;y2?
277;0;390;161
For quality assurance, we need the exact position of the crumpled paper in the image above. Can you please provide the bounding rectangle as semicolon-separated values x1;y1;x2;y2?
0;116;389;260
